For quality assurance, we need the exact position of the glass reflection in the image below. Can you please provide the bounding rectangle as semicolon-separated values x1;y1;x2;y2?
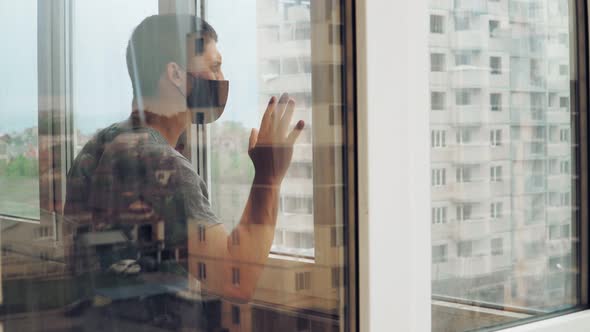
0;1;351;331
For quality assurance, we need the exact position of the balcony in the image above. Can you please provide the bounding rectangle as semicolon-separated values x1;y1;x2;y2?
511;143;546;161
489;145;510;161
490;254;511;270
546;239;573;257
547;76;569;90
450;67;489;88
547;43;569;58
490;217;511;233
453;218;491;239
430;71;449;87
456;256;491;278
452;0;488;13
547;143;571;157
261;73;311;94
511;108;546;125
547;109;571;124
449;181;490;201
452;106;484;125
451;145;490;164
292;143;313;161
451;31;488;50
524;176;547;194
548;174;571;189
490;181;510;197
431;148;454;163
430;0;452;10
547;206;571;222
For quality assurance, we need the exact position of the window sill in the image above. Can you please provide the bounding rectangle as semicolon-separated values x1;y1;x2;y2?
499;309;590;332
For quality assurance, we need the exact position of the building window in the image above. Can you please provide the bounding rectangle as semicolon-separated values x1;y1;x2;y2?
431;130;447;148
490;202;503;219
454;15;471;31
455;90;471;106
295;271;311;291
331;226;343;247
490;56;502;74
432;244;448;263
490;129;502;147
458;241;473;257
490;93;502;111
456;128;472;144
455;53;472;66
560;96;569;109
197;262;207;281
198;224;206;242
456;204;473;222
331;267;340;288
430;15;444;34
490;165;503;182
288;162;313;178
232;267;240;286
282;196;313;215
432;207;448;224
231;305;241;325
559;64;569;76
560;160;570;174
491;238;503;256
231;231;240;246
549;225;571;240
431;91;445;110
431;168;446;187
455;166;472;183
560;128;570;142
431;53;446;72
489;20;500;37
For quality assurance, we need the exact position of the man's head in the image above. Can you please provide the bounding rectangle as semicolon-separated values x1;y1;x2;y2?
126;14;224;118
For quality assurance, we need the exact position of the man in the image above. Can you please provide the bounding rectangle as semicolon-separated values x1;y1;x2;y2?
64;13;303;325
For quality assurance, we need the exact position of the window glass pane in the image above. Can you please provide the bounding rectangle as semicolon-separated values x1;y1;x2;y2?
430;0;579;330
0;0;39;219
0;1;354;332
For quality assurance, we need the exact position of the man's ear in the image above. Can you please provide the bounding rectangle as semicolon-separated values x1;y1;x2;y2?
166;62;184;89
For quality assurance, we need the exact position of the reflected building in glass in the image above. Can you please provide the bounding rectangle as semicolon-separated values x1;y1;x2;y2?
429;0;575;318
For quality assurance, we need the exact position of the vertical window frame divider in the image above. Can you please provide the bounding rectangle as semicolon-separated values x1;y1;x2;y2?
488;0;590;330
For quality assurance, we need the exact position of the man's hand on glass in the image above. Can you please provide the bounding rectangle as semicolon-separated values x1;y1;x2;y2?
248;93;305;185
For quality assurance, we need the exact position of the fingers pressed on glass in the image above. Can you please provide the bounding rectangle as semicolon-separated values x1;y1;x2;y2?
273;93;289;130
261;96;276;134
287;120;305;144
278;99;296;137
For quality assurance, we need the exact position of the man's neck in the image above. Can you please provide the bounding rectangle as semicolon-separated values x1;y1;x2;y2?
132;98;189;146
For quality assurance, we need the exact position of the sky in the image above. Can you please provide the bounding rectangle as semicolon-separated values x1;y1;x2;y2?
1;0;259;135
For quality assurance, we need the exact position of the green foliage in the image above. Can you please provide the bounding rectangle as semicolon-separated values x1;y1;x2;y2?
210;121;254;184
0;155;38;177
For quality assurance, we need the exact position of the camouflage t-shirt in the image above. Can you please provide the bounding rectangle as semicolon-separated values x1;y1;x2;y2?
64;116;219;248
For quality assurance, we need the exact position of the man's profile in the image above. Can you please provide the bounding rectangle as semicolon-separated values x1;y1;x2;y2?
63;14;303;329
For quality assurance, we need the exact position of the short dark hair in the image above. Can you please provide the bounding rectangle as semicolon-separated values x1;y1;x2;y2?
126;14;218;99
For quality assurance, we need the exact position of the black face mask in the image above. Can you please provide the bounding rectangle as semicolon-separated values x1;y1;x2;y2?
186;74;229;124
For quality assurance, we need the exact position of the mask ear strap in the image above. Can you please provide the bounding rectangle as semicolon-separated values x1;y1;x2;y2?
172;65;187;99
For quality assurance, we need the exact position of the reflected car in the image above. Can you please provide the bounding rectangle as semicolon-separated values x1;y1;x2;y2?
108;259;141;275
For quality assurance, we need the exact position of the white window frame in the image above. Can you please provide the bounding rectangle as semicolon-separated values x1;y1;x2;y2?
431;130;446;148
430;53;446;72
491;165;503;182
431;206;448;224
358;1;590;330
491;92;502;111
430;14;444;34
491;129;502;147
431;168;446;187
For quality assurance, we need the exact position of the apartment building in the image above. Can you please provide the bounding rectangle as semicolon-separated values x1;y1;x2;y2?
429;0;574;309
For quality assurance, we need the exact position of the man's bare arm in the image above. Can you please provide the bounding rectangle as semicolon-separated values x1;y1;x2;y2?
189;93;304;300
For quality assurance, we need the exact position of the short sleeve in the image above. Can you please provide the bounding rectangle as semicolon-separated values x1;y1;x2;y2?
172;155;221;228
